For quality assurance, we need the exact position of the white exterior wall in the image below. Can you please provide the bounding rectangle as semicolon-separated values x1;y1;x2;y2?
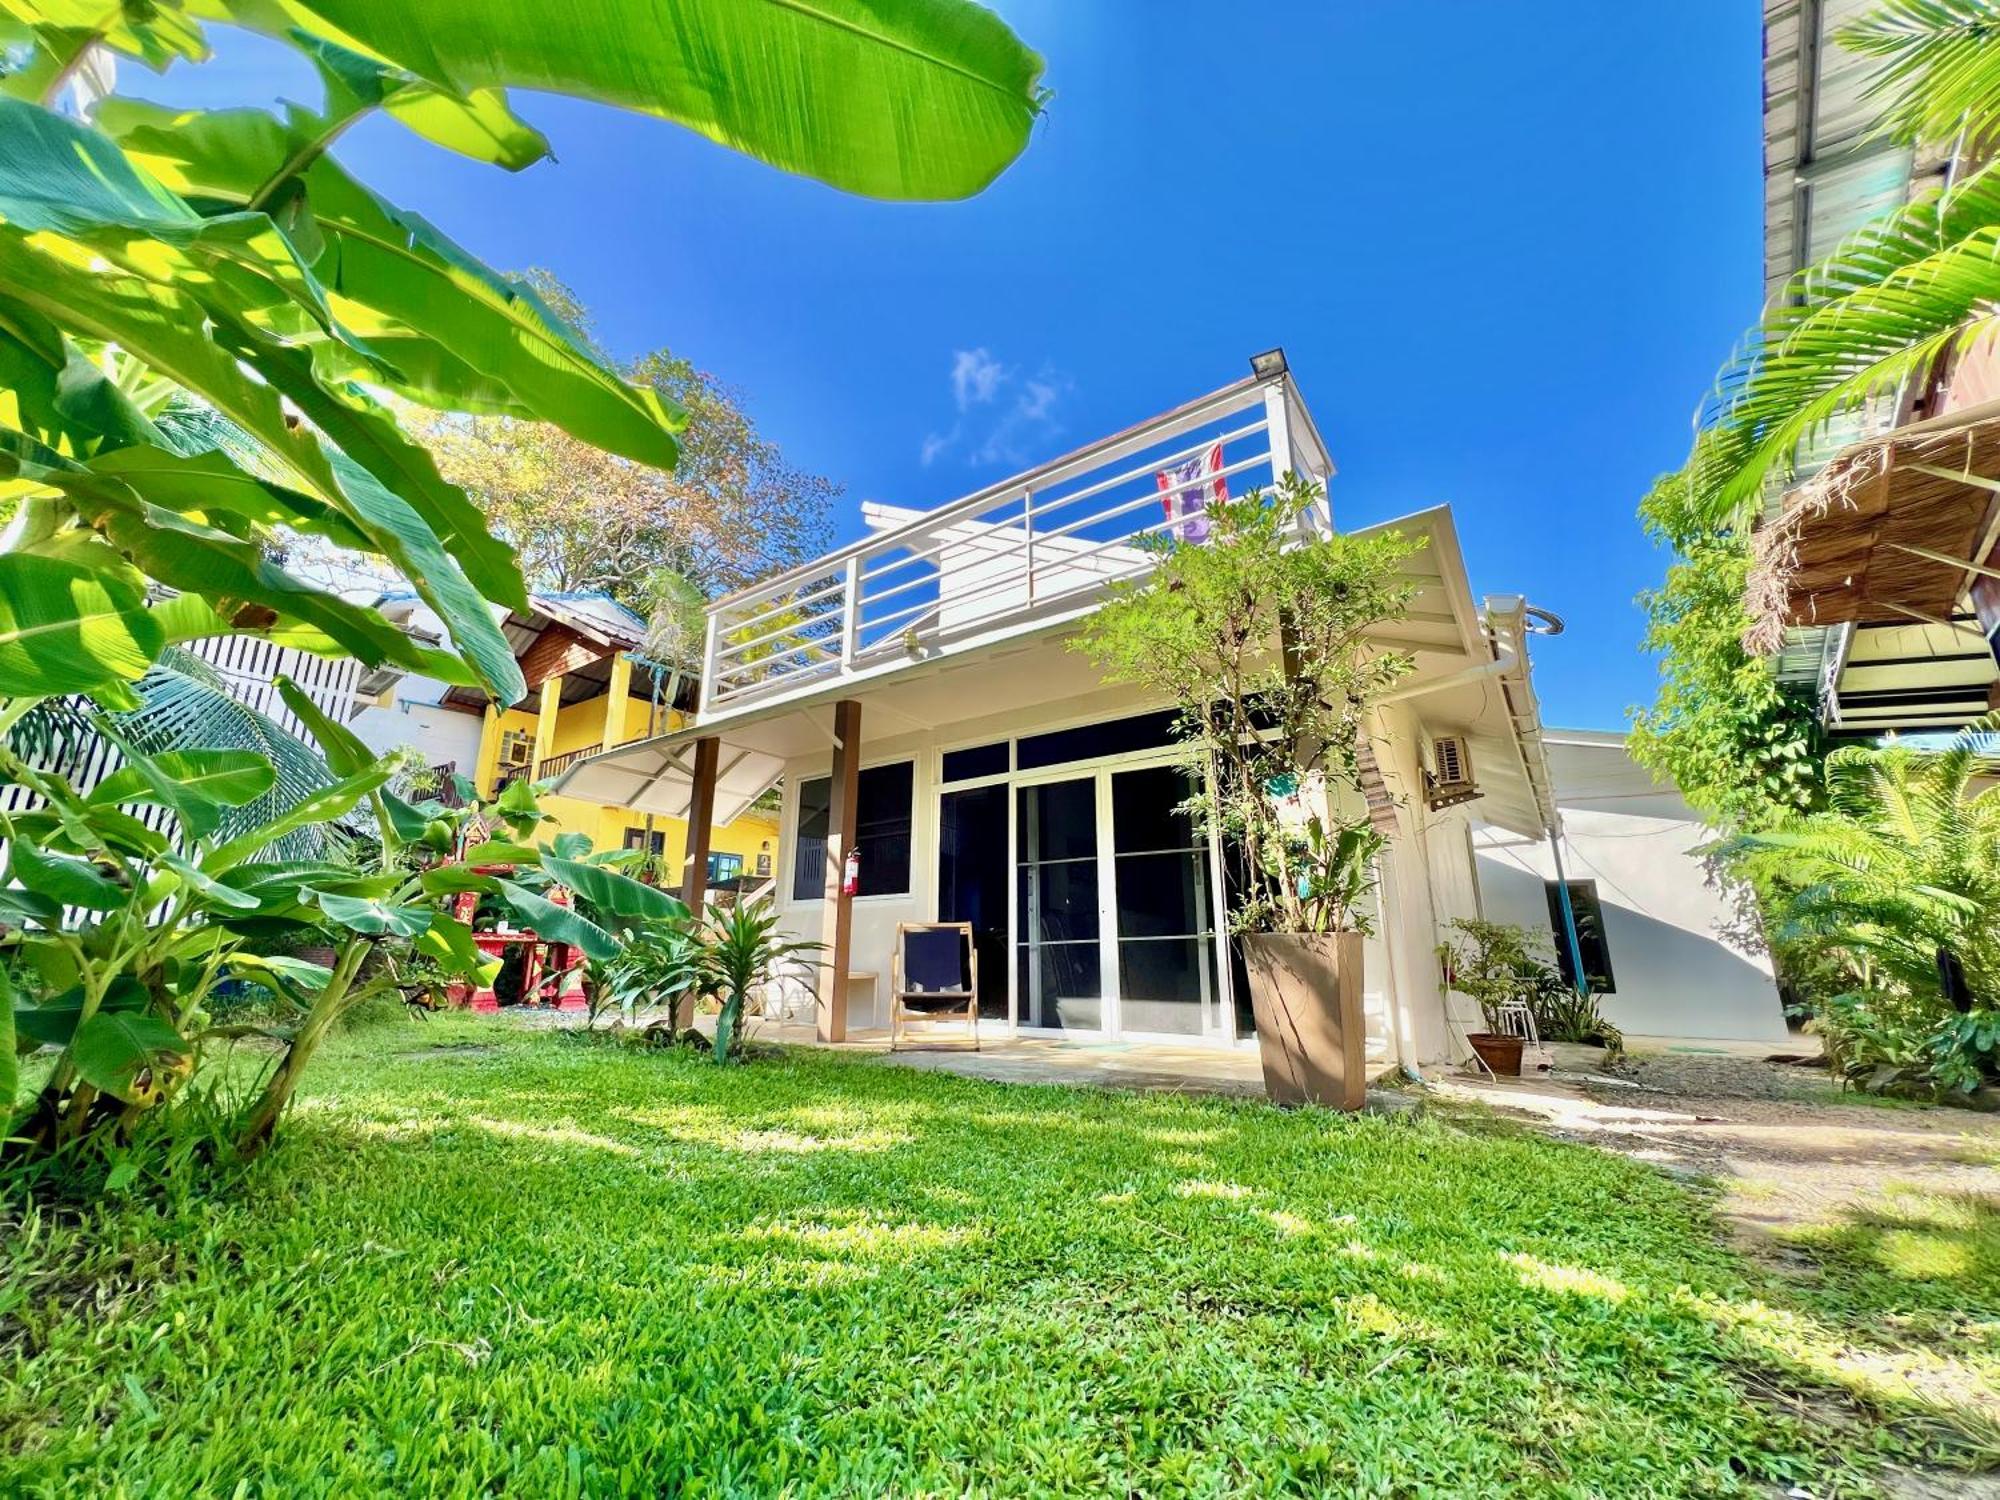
760;677;1501;1061
344;598;483;773
1357;701;1490;1071
1471;731;1787;1044
351;678;484;771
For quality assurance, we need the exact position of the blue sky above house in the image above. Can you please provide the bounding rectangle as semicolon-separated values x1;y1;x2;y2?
144;3;1762;732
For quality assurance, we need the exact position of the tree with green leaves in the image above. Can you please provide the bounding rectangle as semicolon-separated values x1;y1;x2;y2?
409;284;840;609
1714;718;2000;1093
1630;473;1828;834
1072;475;1420;936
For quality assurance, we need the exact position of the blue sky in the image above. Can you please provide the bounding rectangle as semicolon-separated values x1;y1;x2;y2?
148;3;1763;731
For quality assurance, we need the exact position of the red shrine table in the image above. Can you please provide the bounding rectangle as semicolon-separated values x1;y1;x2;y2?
441;874;587;1012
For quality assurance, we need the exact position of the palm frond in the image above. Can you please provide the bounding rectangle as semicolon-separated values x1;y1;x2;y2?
1687;161;2000;524
1840;0;2000;149
110;655;345;859
7;650;346;862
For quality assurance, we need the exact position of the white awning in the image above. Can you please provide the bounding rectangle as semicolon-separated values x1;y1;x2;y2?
548;725;787;827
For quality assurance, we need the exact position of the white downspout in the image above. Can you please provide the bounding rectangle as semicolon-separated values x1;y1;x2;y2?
1374;852;1422;1083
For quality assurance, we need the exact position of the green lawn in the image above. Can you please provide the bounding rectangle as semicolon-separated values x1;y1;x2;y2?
2;1016;1992;1497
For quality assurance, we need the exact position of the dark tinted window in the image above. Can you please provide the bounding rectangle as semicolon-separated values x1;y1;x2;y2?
942;741;1009;783
1016;710;1180;771
1111;765;1200;854
1545;880;1615;994
792;761;915;900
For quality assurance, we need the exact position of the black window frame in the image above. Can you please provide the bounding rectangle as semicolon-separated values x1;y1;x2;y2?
791;759;915;901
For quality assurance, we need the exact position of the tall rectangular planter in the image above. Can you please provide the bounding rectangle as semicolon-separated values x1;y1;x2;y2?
1241;930;1367;1111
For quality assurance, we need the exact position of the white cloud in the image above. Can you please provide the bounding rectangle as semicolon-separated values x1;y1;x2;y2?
919;429;957;467
921;350;1072;468
1018;378;1059;421
950;347;1006;411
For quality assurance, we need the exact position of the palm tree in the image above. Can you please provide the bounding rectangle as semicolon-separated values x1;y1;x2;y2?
6;649;344;859
1684;0;2000;526
702;900;823;1064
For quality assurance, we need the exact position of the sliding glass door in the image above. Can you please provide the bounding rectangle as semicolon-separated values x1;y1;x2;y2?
938;783;1010;1020
1015;776;1102;1031
1007;761;1224;1039
1109;765;1217;1037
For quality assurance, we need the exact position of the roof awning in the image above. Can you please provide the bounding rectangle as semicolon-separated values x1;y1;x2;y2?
1349;507;1559;840
549;723;787;826
1749;398;2000;651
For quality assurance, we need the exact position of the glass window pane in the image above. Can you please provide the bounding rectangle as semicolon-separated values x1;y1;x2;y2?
792;776;831;901
939;785;1010;1020
1017;777;1096;863
856;761;913;896
790;762;914;900
1111;765;1201;853
1117;938;1214;1035
1114;850;1211;939
1018;941;1101;1031
1017;861;1099;944
942;741;1009;783
1544;879;1615;993
1016;709;1180;771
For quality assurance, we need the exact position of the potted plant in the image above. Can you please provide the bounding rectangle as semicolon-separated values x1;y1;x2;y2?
1436;918;1557;1077
1074;474;1422;1108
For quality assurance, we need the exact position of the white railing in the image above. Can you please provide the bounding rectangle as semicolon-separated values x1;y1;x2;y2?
700;372;1331;713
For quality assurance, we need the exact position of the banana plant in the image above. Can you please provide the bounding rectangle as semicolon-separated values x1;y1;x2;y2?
5;675;683;1163
0;1;1043;711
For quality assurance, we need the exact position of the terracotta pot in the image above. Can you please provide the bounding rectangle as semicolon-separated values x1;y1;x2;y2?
1467;1032;1524;1077
1241;930;1366;1111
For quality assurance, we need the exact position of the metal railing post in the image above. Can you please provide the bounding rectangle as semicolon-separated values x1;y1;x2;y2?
840;555;862;668
1263;380;1309;538
1022;487;1036;603
698;609;721;717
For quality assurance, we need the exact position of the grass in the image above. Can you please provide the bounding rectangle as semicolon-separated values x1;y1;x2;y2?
1;1016;1992;1497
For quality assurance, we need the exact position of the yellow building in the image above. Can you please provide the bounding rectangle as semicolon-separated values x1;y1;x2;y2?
372;592;780;886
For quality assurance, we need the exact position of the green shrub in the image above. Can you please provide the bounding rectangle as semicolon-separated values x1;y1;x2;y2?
1716;719;2000;1097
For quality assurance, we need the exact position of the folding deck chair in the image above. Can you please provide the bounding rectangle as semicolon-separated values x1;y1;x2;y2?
889;921;979;1051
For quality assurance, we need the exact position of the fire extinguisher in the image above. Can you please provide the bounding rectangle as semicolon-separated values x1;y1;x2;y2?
841;846;861;897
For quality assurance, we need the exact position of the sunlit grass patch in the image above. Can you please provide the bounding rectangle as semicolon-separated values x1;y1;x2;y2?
1;1015;1993;1496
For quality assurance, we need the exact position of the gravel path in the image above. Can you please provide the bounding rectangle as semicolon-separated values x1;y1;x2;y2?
1427;1046;2000;1245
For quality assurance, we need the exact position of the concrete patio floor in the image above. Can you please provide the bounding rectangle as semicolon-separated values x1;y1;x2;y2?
736;1017;1278;1097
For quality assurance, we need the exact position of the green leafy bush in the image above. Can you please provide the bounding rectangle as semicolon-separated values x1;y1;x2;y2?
1438;917;1620;1049
1715;719;2000;1095
2;680;676;1182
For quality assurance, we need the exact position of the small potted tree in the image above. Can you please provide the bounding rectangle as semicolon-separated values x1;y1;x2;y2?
1436;918;1557;1076
1075;474;1421;1108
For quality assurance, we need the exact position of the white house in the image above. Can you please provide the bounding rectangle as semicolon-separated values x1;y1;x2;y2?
552;358;1587;1073
1471;730;1789;1044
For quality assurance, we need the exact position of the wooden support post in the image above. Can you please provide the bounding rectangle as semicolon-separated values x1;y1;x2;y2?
817;699;862;1043
674;735;720;1031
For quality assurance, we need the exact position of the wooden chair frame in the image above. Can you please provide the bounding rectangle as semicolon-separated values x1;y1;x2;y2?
889;921;979;1052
